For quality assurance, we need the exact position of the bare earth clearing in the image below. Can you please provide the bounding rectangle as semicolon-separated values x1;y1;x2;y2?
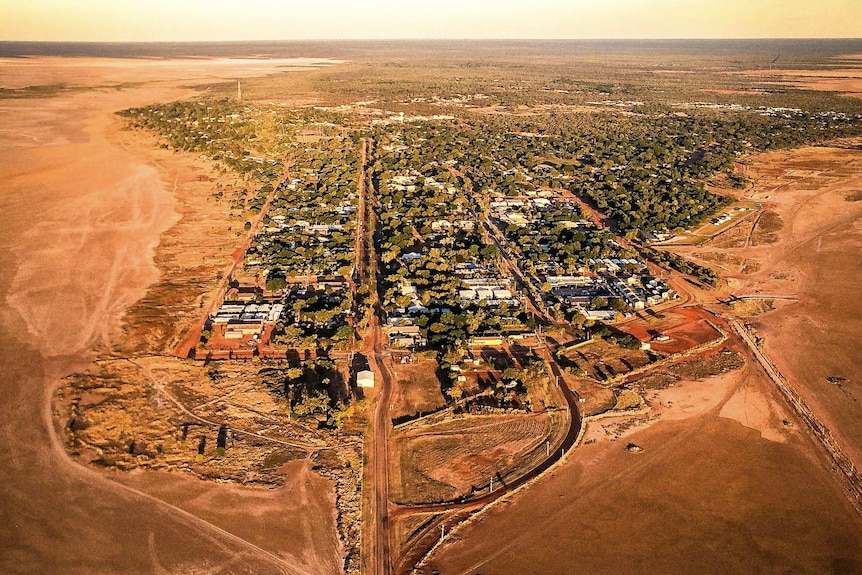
736;57;862;99
681;143;862;470
391;414;554;505
388;360;446;421
0;57;343;575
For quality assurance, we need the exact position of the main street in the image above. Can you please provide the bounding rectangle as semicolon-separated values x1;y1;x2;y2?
357;138;393;575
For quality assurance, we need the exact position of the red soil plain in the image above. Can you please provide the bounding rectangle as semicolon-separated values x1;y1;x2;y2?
0;57;343;575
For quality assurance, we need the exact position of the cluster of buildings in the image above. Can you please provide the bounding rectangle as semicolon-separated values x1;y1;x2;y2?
545;264;676;316
204;276;353;352
458;279;518;307
212;299;285;340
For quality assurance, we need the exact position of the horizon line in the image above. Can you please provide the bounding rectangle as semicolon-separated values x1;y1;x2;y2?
2;37;862;44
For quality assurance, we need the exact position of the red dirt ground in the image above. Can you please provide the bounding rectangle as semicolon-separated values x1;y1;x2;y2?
619;306;724;355
426;356;862;575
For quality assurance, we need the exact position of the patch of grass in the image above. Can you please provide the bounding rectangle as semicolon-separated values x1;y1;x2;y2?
635;373;679;390
751;210;785;245
580;388;617;416
670;349;744;379
0;83;67;99
614;390;645;411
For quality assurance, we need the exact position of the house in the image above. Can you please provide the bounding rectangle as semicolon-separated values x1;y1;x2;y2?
584;310;617;321
431;219;453;232
459;289;477;301
547;275;594;288
469;336;504;347
390;335;417;348
387;325;425;348
357;370;375;388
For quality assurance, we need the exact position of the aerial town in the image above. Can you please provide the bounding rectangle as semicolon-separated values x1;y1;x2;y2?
6;32;862;575
82;70;862;573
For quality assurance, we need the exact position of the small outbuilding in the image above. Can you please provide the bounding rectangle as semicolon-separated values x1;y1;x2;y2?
357;370;375;389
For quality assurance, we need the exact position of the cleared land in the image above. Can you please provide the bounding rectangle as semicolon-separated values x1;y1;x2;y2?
390;413;556;505
681;142;862;471
737;66;862;99
388;359;446;421
619;306;725;355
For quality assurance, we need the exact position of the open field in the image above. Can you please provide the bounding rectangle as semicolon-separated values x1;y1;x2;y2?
660;202;760;246
390;414;555;505
115;461;344;575
679;142;862;472
737;65;862;99
389;359;446;421
0;56;346;574
427;347;862;575
54;356;350;484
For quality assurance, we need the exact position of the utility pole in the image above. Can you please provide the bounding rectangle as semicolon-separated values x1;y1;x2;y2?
237;81;242;102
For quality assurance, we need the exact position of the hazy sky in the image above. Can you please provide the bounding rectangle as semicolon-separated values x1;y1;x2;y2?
1;0;860;41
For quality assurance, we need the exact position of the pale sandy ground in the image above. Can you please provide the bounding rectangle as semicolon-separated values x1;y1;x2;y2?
0;57;342;575
583;362;791;447
115;461;344;575
673;143;862;471
736;146;862;467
